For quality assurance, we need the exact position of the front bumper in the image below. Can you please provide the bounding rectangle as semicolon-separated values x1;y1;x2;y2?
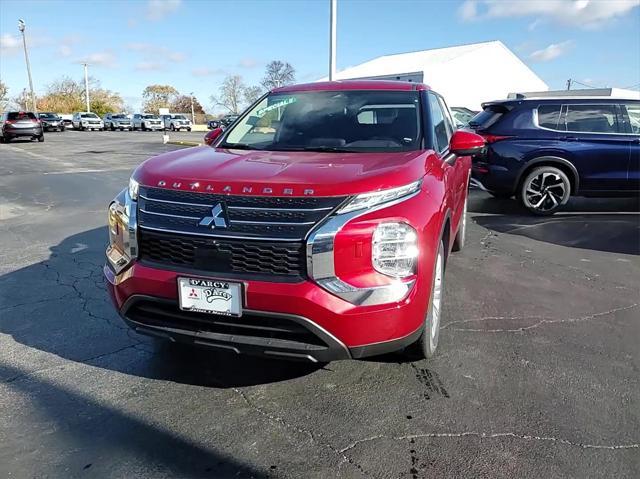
104;261;425;362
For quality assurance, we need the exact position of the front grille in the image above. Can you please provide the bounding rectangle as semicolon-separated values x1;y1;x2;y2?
125;299;328;348
138;186;346;241
138;229;306;279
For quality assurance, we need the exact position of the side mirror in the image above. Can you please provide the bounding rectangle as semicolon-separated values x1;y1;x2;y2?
449;130;485;156
204;127;224;146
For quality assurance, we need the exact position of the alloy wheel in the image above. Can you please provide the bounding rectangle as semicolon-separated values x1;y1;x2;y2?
429;246;444;351
524;171;567;213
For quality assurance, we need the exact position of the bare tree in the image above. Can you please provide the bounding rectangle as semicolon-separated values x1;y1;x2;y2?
0;80;9;112
211;75;246;114
244;85;263;105
261;60;295;90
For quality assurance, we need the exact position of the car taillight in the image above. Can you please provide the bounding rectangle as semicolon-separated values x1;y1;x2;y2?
5;120;15;124
481;134;512;143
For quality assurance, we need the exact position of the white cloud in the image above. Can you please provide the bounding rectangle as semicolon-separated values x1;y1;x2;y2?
59;45;72;57
0;34;22;55
135;61;165;71
146;0;182;21
125;43;186;63
459;0;640;28
238;58;258;68
192;67;225;77
529;40;573;62
76;50;117;67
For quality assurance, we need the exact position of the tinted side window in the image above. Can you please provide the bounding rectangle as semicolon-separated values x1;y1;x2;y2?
428;93;449;152
564;104;620;134
624;103;640;134
537;105;562;129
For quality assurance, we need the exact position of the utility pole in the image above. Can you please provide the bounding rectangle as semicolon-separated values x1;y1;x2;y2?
190;92;195;124
82;63;90;112
18;19;36;113
329;0;337;80
566;78;572;91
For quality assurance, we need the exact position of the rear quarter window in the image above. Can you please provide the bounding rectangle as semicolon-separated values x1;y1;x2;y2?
537;105;563;130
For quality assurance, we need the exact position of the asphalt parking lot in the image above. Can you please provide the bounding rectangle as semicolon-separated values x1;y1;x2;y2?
0;130;639;478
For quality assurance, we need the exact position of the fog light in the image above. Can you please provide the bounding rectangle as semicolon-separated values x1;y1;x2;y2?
372;222;418;278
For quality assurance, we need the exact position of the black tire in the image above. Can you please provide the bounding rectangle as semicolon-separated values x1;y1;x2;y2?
38;135;44;142
110;124;116;131
170;124;176;131
187;127;191;132
488;190;513;199
520;165;571;216
59;126;65;132
407;239;446;360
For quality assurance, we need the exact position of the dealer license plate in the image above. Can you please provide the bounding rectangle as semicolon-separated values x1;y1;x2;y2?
178;278;242;316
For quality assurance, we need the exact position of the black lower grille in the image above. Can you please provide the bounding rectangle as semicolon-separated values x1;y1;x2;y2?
126;300;328;348
138;230;306;279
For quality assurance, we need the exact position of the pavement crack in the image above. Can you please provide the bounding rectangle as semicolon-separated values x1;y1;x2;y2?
339;431;640;454
3;343;141;384
442;303;638;333
232;387;371;478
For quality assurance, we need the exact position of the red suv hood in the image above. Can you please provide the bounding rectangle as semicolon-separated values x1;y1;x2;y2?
134;146;433;197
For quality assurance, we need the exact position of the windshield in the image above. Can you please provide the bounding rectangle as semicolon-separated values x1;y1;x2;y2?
221;90;422;152
81;113;99;119
39;113;59;119
112;114;126;119
173;115;187;120
142;114;157;119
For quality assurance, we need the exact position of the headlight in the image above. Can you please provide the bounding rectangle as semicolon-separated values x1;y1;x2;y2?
337;180;421;214
372;222;418;278
128;177;139;200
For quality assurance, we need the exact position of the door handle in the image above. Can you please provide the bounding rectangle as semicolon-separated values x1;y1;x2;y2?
560;136;579;141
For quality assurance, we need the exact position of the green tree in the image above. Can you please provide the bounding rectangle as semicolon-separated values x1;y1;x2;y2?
142;84;179;114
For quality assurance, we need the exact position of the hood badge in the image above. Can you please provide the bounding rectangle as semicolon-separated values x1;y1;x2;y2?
157;180;314;195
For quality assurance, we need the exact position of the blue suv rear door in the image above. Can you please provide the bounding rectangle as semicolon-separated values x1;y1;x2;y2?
558;103;631;193
619;102;640;191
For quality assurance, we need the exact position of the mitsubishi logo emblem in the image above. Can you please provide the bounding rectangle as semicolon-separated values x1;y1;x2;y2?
198;203;228;229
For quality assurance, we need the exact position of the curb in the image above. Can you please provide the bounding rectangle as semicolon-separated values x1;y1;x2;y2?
166;140;202;147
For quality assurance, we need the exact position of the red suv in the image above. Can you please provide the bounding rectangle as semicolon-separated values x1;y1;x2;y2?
105;81;484;361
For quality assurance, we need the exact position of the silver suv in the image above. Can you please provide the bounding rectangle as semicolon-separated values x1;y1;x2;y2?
132;113;164;131
104;113;132;131
162;114;192;131
72;112;104;131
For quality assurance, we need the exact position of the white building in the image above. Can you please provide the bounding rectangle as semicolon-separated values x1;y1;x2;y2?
326;40;549;110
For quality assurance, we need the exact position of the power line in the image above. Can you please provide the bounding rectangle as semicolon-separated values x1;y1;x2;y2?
570;80;603;89
622;82;640;90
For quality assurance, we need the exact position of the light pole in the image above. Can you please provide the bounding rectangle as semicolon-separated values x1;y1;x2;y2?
82;63;90;111
190;92;195;124
18;19;36;113
329;0;337;80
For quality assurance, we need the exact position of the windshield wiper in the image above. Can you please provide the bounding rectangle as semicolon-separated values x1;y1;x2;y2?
218;142;262;150
302;146;353;153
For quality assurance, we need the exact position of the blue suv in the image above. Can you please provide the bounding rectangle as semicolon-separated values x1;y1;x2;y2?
470;98;640;214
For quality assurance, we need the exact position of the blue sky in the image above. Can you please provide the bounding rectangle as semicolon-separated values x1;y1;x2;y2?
1;0;639;112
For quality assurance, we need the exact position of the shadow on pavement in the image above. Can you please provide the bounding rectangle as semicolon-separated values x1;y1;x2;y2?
1;363;266;478
469;191;640;255
0;227;321;390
